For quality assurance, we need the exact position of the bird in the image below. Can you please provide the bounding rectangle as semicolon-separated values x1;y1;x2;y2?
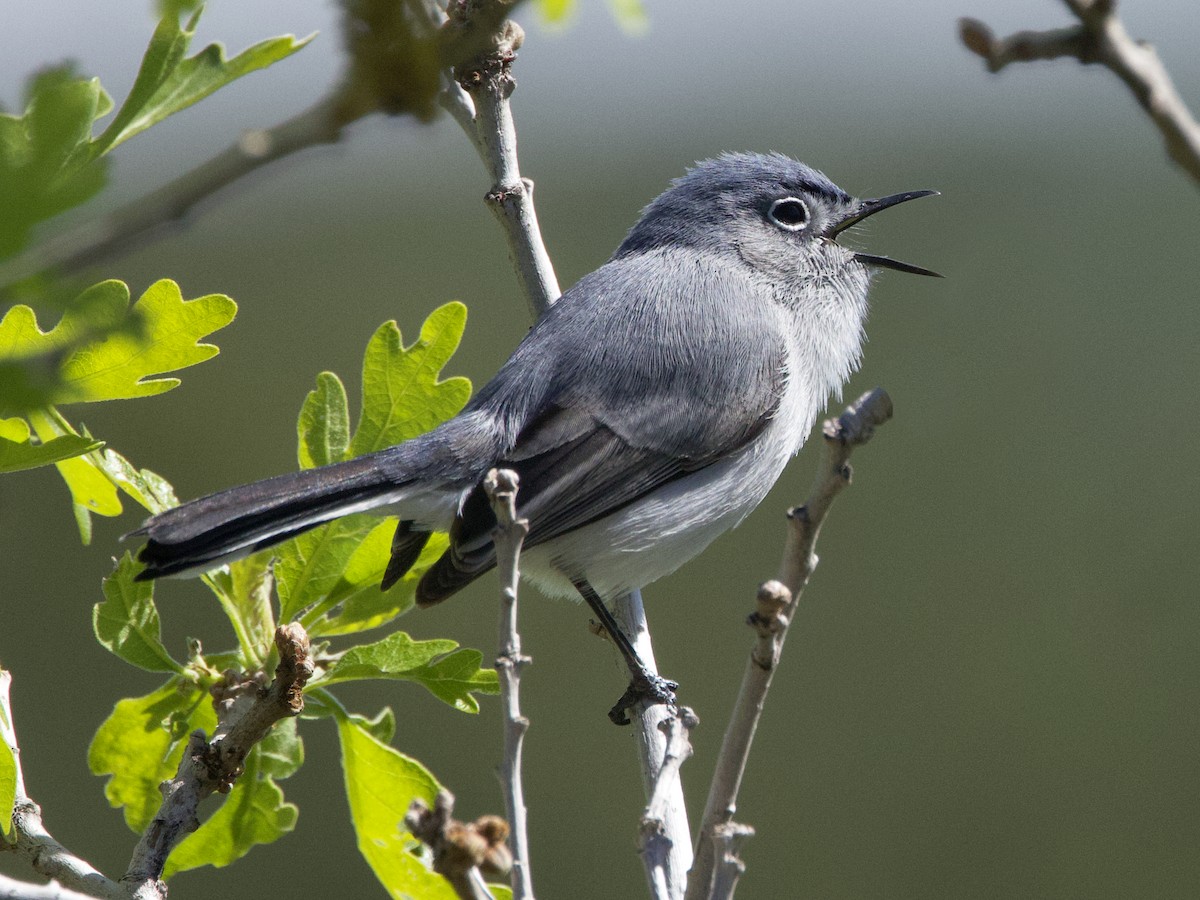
130;152;938;723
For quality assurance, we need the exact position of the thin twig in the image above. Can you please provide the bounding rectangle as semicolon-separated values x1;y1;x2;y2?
0;94;355;290
440;5;687;895
0;1;542;292
610;594;694;900
706;823;754;900
482;468;535;900
0;873;111;900
959;1;1200;185
443;2;561;316
120;624;313;898
687;388;895;900
0;671;126;900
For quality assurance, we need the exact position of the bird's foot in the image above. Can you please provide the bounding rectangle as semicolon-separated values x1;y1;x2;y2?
607;673;679;726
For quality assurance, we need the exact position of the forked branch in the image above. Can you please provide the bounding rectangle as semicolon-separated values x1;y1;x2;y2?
687;388;895;899
960;0;1200;184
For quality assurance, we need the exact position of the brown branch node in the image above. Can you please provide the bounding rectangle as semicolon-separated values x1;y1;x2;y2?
121;624;312;891
406;792;512;900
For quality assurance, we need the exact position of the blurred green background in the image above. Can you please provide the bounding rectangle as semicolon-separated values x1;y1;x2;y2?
2;1;1199;897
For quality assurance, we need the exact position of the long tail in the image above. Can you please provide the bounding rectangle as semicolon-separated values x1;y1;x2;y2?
130;444;456;581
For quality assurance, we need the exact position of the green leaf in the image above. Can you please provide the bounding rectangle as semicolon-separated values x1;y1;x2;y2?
337;717;457;900
0;418;28;442
0;66;110;258
92;446;179;514
257;717;304;781
313;631;498;713
210;556;278;664
95;553;182;673
278;305;469;622
349;303;471;456
0;13;308;257
25;414;116;541
0;280;130;360
59;279;236;403
275;514;379;623
89;680;216;832
316;632;458;685
0;281;131;410
0;672;16;839
0;417;101;473
298;371;351;468
158;0;204;17
305;520;447;637
164;749;297;876
412;648;500;713
350;706;397;744
94;11;313;155
26;409;119;543
0;279;235;410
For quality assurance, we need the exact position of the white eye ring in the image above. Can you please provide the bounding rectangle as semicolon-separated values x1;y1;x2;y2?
767;196;810;231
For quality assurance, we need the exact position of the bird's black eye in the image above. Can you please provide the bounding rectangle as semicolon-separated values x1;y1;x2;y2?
767;197;810;231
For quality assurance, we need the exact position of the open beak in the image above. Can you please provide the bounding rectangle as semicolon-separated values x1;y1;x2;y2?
828;190;941;278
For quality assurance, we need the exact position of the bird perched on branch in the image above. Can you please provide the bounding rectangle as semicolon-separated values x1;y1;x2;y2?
131;152;938;723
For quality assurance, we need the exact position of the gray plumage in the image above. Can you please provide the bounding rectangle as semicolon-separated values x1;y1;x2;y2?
133;152;937;610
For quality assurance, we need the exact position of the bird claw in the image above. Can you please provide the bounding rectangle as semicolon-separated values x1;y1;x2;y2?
607;673;679;726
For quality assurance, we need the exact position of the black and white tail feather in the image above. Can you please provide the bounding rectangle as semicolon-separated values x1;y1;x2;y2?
130;427;495;605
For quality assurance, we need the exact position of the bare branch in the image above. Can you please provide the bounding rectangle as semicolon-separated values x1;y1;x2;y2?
706;823;754;900
482;468;535;900
638;706;698;900
0;95;355;291
687;388;895;899
120;624;313;897
440;5;685;895
609;594;694;900
0;672;126;900
0;873;111;900
0;1;544;292
442;2;561;315
960;2;1200;184
406;791;510;900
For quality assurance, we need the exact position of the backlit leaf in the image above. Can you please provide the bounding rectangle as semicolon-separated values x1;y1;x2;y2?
0;67;110;258
89;680;217;832
298;371;351;469
26;409;118;542
277;305;469;623
164;749;297;875
94;12;313;154
349;303;471;456
94;553;181;673
0;418;100;473
313;631;498;713
337;717;456;900
59;279;236;403
304;519;446;637
0;672;16;839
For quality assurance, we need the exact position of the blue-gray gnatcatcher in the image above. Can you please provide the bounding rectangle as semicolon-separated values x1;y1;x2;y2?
132;152;937;722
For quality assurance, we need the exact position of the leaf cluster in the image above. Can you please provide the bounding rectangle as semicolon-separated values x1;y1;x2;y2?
1;7;505;895
84;303;497;895
0;7;310;260
0;279;233;542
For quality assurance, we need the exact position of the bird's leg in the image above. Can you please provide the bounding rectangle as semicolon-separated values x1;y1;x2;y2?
573;580;678;726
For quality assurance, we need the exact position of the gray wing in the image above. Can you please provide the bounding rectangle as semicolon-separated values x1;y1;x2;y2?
412;249;788;603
